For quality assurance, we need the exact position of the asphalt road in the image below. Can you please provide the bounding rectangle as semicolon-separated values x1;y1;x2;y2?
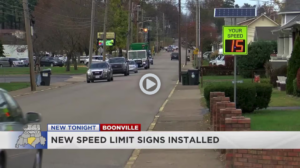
7;48;188;168
0;75;72;83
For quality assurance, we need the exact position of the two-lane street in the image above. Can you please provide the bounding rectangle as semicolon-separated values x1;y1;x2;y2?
8;50;185;168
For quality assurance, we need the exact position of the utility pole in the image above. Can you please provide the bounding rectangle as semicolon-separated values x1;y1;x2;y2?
178;0;181;82
199;0;201;68
141;9;144;42
22;0;36;91
136;6;139;42
163;13;165;47
126;0;132;59
196;0;199;50
156;16;158;52
185;17;188;66
88;0;96;68
102;0;109;60
131;3;133;43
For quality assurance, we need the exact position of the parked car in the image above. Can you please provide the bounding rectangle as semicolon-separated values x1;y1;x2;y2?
167;46;173;52
203;51;212;60
148;55;153;65
108;57;130;76
0;87;43;168
128;60;138;73
86;62;113;83
209;55;225;66
19;58;29;66
84;56;104;66
0;57;25;67
40;57;64;67
171;53;179;60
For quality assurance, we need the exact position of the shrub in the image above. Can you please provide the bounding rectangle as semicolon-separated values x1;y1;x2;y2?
255;83;273;109
270;65;287;87
201;65;233;76
224;55;234;70
264;61;272;78
0;40;3;56
260;78;270;84
297;68;300;89
287;35;300;94
204;83;272;113
293;78;300;97
237;40;277;78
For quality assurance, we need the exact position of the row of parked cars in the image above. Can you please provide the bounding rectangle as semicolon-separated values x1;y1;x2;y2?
0;56;65;68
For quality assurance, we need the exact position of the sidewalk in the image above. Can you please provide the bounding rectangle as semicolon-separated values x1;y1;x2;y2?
9;74;86;98
129;62;223;168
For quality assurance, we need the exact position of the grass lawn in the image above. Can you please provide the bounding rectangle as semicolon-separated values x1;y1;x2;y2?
244;110;300;131
0;82;30;91
0;66;87;75
269;89;300;107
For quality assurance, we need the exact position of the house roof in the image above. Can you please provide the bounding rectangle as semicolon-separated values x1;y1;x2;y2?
237;14;279;26
278;0;300;14
272;14;300;32
255;27;279;41
237;18;256;25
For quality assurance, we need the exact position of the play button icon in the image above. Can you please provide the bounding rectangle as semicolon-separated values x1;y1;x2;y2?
146;79;156;90
139;73;161;95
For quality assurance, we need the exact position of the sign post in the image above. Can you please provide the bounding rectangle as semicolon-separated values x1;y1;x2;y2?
222;26;248;107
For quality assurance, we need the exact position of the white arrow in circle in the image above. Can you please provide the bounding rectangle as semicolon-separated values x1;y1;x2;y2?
146;79;156;90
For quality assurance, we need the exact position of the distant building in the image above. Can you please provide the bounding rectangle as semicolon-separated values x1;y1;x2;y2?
271;0;300;67
0;29;26;45
237;14;279;44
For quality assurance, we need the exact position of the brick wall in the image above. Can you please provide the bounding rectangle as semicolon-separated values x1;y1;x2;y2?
209;92;300;168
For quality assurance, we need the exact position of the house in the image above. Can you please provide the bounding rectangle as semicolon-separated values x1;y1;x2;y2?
237;14;279;44
271;0;300;67
0;29;26;45
254;27;279;41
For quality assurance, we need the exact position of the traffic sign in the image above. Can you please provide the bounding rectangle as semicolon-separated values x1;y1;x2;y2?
193;49;198;55
222;26;248;55
97;32;115;39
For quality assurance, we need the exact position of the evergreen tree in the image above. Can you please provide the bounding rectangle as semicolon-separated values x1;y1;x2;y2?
0;40;4;57
287;35;300;94
223;0;235;8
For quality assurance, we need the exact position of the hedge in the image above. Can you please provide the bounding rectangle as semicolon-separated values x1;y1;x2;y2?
293;78;300;97
204;83;272;113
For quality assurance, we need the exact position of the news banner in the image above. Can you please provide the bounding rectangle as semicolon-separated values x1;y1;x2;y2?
1;124;300;149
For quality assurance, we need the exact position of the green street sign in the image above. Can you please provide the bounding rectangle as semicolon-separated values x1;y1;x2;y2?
98;39;114;46
222;26;248;55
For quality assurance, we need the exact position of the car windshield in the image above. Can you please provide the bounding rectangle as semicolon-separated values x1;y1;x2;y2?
109;58;125;63
129;61;136;65
10;58;18;61
19;58;27;60
172;53;178;56
129;51;146;59
90;63;108;69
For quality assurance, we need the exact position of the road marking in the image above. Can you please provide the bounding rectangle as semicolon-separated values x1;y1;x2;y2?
124;80;179;168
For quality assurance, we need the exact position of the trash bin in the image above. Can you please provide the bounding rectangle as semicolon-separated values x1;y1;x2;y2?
181;71;189;85
40;69;51;86
188;69;199;85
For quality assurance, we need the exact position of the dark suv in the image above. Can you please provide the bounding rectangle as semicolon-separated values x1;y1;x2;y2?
108;57;130;76
171;53;179;60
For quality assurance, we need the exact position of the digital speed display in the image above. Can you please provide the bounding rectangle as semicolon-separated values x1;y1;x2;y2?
223;26;248;55
225;40;245;53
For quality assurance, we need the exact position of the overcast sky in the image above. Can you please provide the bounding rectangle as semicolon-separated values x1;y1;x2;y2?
182;0;257;13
